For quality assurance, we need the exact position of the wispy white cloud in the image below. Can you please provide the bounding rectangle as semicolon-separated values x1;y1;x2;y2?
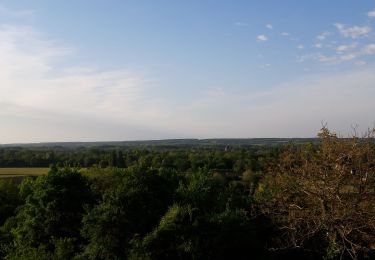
315;43;323;48
335;42;357;53
0;24;176;142
316;54;338;63
340;53;357;61
296;54;312;63
313;43;375;64
297;44;304;49
363;44;375;55
256;35;268;42
317;32;330;41
339;44;375;61
367;9;375;18
334;23;371;39
266;24;273;29
0;25;142;112
281;32;290;36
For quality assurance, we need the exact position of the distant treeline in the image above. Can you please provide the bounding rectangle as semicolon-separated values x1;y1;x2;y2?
0;145;284;170
0;138;320;148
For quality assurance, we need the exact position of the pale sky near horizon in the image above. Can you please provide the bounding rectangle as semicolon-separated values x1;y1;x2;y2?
0;1;375;143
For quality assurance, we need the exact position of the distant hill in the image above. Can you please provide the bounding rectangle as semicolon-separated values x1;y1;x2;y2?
0;138;319;148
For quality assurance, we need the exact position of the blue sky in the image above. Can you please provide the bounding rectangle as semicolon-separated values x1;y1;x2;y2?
0;1;375;142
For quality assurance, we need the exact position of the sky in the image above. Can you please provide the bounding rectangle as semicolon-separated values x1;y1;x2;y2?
0;0;375;143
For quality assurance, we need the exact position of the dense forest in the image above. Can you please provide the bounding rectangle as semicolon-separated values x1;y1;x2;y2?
0;128;374;259
0;143;281;170
0;138;318;168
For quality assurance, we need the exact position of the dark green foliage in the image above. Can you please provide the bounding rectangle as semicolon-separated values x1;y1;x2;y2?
129;169;261;260
177;170;227;213
130;206;264;260
198;209;264;260
80;167;175;259
0;144;281;172
8;167;93;259
129;204;199;260
0;180;22;258
0;180;21;225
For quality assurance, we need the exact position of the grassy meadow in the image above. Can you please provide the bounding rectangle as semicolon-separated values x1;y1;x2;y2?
0;168;49;178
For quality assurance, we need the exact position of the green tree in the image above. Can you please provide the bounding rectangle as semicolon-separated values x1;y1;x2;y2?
0;180;21;226
130;206;264;260
80;168;173;259
9;167;93;259
0;180;22;258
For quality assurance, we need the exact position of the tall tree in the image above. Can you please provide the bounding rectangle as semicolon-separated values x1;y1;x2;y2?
9;167;93;259
255;127;375;259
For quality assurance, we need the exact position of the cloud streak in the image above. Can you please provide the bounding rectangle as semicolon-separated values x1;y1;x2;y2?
256;35;268;42
368;9;375;18
334;23;371;39
0;24;177;142
315;44;375;64
0;25;143;114
336;43;357;53
316;32;330;41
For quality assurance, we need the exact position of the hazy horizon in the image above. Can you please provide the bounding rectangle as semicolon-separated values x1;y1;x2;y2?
1;137;322;146
1;1;375;143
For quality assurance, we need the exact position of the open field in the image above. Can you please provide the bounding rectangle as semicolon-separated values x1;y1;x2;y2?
0;168;49;178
